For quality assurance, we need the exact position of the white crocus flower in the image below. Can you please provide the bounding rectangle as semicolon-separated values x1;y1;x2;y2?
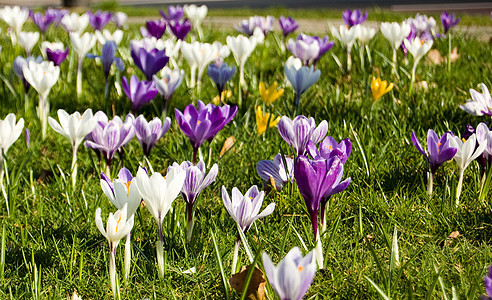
95;29;123;46
22;60;60;138
153;66;184;106
48;109;97;187
330;25;360;71
95;204;134;298
355;25;377;70
226;34;257;91
131;37;166;51
450;134;485;205
0;6;29;44
380;22;412;74
183;4;208;40
181;41;220;88
18;31;39;56
459;83;492;116
404;37;433;96
70;32;96;97
100;167;141;281
61;12;89;34
0;113;24;187
162;39;182;68
135;167;185;279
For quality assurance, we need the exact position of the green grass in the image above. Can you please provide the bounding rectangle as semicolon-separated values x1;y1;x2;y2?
0;8;491;299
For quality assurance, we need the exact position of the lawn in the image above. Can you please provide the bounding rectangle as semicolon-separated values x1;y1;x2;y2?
0;4;491;299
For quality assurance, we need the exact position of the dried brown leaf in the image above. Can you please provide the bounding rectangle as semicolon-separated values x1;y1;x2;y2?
220;136;235;157
228;265;266;300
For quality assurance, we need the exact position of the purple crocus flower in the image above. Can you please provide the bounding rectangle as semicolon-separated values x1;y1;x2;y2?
441;11;460;34
287;34;320;66
134;115;171;156
411;129;457;194
141;19;167;39
160;5;183;22
46;47;69;66
307;136;352;164
13;56;43;92
279;16;299;37
169;19;191;40
175;100;237;163
87;10;113;31
131;47;169;81
284;65;321;107
122;75;159;113
207;61;236;95
342;9;368;27
46;8;68;28
294;155;342;237
85;114;135;168
483;266;492;300
278;115;328;156
87;41;124;79
100;167;134;198
314;36;334;63
169;160;218;240
262;247;316;300
30;10;56;32
256;154;294;191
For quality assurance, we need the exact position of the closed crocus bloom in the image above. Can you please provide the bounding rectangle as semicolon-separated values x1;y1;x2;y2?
181;41;221;88
153;67;184;102
70;32;96;58
87;41;124;79
30;10;56;32
259;81;284;105
95;29;124;46
131;46;169;81
307;136;352;164
284;65;321;107
262;247;316;300
169;19;192;40
113;12;127;29
22;60;60;101
411;129;457;195
135;166;185;278
227;34;257;88
371;76;394;101
122;75;158;113
331;25;359;50
256;154;294;191
169;160;218;241
287;34;320;66
356;25;377;44
18;31;39;56
0;6;29;38
0;113;24;157
278;115;328;156
141;19;166;39
441;11;460;34
95;204;134;297
207;61;235;95
87;10;112;31
381;22;412;50
61;12;89;34
160;5;183;22
450;134;486;204
183;4;207;39
404;37;433;63
342;9;368;27
14;55;43;92
279;16;298;37
41;42;69;66
256;106;281;135
134;115;171;156
460;83;492;116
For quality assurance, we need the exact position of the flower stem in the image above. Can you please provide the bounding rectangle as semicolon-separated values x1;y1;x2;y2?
157;222;165;279
76;57;83;97
392;48;397;75
192;147;198;165
314;229;324;269
409;61;418;97
104;78;110;115
231;238;240;274
38;94;49;139
427;171;434;196
447;33;452;73
186;203;194;242
109;247;116;298
359;43;365;73
124;232;131;282
347;49;352;72
456;169;464;207
320;200;328;234
71;146;77;188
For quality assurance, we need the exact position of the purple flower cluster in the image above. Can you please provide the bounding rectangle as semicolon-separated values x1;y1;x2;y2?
287;34;334;66
88;10;113;31
342;9;368;27
279;16;298;37
235;15;274;36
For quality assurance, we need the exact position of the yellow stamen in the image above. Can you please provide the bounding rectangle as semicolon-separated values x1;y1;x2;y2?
326;145;333;151
298;266;304;272
115;215;122;232
462;138;466;143
124;181;131;198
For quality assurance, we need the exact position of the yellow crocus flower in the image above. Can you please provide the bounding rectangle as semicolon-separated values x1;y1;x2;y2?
259;81;284;105
255;106;281;135
371;76;394;101
212;90;232;105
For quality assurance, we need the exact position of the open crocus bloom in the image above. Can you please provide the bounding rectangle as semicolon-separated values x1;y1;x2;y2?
61;12;89;34
95;29;124;46
262;247;316;300
287;34;320;66
330;25;360;51
134;115;171;156
411;129;457;175
221;185;275;233
279;16;299;37
0;113;24;157
41;42;69;66
255;106;281;135
95;204;134;249
459;83;492;116
18;31;39;55
278;115;328;156
48;109;97;150
307;136;352;164
101;167;141;217
403;36;433;63
0;6;29;38
380;22;412;50
371;76;394;101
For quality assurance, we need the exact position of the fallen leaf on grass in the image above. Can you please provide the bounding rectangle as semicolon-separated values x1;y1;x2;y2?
229;265;266;300
220;136;235;157
427;49;444;65
448;231;460;239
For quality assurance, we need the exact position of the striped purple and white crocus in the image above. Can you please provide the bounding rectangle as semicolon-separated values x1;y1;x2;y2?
256;154;294;192
134;115;171;157
169;160;218;241
262;247;316;300
278;115;328;156
222;185;275;273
